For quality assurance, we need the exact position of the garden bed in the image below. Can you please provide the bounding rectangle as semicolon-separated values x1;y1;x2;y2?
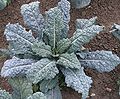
0;0;120;99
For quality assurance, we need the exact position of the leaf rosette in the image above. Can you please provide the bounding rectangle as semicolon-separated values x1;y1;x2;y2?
0;0;120;99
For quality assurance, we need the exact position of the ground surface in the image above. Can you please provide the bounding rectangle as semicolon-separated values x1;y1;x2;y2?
0;0;120;99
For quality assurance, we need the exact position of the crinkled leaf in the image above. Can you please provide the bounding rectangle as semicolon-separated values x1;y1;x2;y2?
27;92;46;99
57;53;81;69
58;0;70;37
56;38;71;54
111;24;120;41
46;85;62;99
43;7;65;48
0;0;7;10
4;23;36;55
70;0;91;9
8;77;33;99
1;57;35;77
0;48;11;57
69;25;103;53
39;76;58;93
76;17;97;29
27;58;59;84
32;41;52;57
21;1;44;39
77;51;120;72
0;90;12;99
61;67;92;99
58;0;70;24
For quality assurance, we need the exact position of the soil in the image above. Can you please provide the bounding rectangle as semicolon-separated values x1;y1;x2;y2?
0;0;120;99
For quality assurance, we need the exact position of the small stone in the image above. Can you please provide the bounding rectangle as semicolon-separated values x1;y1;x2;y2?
87;6;91;8
112;48;115;51
97;35;101;39
106;87;112;92
90;93;96;97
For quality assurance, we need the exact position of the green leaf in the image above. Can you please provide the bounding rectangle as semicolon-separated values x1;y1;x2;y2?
0;90;12;99
76;17;97;29
61;67;92;99
32;42;52;57
57;53;81;69
0;48;11;57
8;77;33;99
1;57;35;77
69;25;103;53
0;0;7;10
4;23;36;55
77;51;120;72
27;58;59;84
21;1;45;39
39;76;58;93
56;38;71;54
58;0;70;25
111;24;120;41
70;0;91;9
27;92;46;99
58;0;70;38
46;85;62;99
43;7;65;48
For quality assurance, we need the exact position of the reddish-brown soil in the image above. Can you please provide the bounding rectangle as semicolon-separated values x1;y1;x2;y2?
0;0;120;99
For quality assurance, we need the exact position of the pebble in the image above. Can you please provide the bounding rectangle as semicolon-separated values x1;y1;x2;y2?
106;87;112;92
97;35;101;39
90;93;96;97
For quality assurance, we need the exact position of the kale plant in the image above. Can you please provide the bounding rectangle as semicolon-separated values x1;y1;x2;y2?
111;24;120;41
0;0;11;10
111;23;120;96
69;0;91;9
0;0;120;99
